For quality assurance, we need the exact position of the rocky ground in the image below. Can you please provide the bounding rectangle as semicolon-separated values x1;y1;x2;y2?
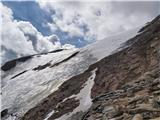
83;67;160;120
83;15;160;120
82;15;160;120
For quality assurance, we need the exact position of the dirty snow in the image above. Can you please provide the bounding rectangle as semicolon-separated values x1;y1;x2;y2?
55;68;97;120
44;110;55;120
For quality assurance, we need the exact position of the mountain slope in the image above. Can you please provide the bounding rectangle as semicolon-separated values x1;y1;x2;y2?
1;15;160;120
1;48;97;120
21;15;160;120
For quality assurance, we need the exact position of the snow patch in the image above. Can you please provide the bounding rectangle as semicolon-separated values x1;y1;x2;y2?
56;68;97;120
44;110;55;120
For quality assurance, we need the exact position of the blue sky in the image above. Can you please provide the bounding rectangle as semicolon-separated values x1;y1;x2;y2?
2;1;90;47
1;1;160;63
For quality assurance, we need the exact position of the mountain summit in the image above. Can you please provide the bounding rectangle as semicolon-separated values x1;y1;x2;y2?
1;15;160;120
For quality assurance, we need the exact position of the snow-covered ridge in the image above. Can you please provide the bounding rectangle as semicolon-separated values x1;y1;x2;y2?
84;26;141;60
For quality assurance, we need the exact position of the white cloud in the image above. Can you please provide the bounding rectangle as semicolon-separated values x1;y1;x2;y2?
38;1;88;38
17;21;61;52
37;1;158;40
62;44;75;49
1;3;36;62
0;3;61;63
1;1;158;63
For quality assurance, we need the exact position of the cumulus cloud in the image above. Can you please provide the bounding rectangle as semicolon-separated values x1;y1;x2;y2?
62;44;75;49
38;1;159;40
1;3;36;62
17;21;61;52
0;3;61;63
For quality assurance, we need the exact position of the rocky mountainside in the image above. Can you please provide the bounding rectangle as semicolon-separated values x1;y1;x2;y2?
1;15;160;120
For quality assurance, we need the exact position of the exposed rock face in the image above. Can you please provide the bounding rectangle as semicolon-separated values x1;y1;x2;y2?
90;15;160;98
1;109;8;118
82;15;160;120
3;15;159;120
84;68;160;120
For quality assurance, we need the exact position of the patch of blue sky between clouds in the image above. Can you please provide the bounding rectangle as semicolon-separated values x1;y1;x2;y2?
2;1;91;48
2;1;53;36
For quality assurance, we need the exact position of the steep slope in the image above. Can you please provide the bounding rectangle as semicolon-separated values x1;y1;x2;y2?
1;16;141;120
81;16;160;120
1;48;97;120
19;15;160;120
1;15;160;120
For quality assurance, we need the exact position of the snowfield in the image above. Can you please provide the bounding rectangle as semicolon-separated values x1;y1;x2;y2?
1;27;141;120
1;48;96;120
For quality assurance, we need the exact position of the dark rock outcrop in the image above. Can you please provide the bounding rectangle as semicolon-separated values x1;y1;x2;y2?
1;49;64;71
11;70;28;79
32;51;79;71
1;56;32;71
1;109;8;118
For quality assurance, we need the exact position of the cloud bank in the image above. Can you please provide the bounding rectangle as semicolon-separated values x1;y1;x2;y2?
38;1;159;40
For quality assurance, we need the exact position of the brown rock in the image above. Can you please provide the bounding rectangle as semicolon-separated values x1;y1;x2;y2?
149;117;160;120
132;114;143;120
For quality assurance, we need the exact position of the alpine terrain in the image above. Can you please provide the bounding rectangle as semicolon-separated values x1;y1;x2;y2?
1;15;160;120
